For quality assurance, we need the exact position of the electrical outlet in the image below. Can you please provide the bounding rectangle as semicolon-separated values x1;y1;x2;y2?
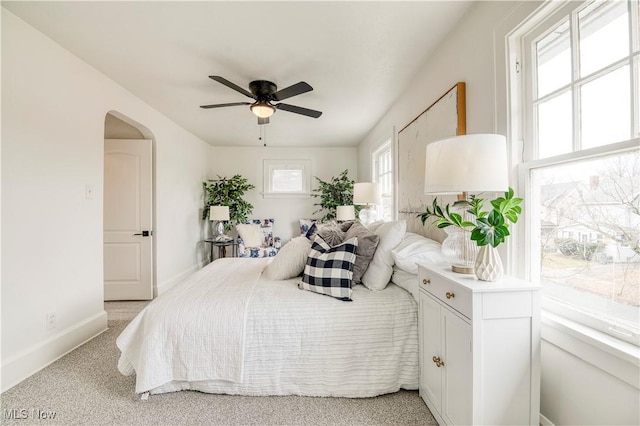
46;312;57;330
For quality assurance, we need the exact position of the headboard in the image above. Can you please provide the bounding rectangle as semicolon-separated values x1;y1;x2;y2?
397;82;466;243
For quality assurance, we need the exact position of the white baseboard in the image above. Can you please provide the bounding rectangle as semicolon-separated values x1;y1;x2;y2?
1;311;108;393
155;262;204;297
540;413;555;426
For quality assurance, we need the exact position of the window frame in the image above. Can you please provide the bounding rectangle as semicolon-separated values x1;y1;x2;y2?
262;159;311;199
512;0;640;346
371;139;393;221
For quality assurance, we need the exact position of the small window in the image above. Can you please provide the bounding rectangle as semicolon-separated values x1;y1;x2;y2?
263;159;311;198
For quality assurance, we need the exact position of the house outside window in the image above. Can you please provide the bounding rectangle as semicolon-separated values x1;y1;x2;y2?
515;0;639;345
372;140;393;221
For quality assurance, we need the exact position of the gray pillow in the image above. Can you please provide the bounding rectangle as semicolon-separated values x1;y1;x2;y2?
345;222;380;284
317;222;346;247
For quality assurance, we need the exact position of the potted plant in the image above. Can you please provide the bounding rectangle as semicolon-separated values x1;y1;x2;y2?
202;174;255;231
311;169;360;222
418;188;523;281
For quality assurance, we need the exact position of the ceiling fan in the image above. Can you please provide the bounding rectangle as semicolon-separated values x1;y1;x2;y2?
200;76;323;125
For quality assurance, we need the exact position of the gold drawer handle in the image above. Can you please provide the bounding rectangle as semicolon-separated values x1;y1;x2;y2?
432;356;445;368
422;278;430;285
445;292;455;299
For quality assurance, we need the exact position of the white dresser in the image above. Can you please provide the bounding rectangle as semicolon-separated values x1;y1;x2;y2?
417;263;541;425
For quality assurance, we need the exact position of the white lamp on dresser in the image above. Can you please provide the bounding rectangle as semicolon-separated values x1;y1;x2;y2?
424;134;508;274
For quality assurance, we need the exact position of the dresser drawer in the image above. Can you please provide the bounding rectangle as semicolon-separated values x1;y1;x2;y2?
419;271;472;319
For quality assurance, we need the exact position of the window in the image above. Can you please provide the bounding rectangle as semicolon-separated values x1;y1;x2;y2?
372;140;393;221
516;0;639;345
263;159;311;198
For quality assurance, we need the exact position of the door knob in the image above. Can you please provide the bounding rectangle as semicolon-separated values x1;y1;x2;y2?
432;356;445;367
133;230;152;237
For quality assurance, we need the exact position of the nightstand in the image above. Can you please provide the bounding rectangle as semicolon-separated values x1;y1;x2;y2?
204;239;238;262
417;262;541;425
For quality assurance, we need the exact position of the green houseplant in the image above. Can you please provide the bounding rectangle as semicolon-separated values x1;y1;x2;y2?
419;188;523;281
311;169;360;222
203;175;255;231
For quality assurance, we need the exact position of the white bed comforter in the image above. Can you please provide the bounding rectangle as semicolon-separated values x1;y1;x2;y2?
117;257;419;397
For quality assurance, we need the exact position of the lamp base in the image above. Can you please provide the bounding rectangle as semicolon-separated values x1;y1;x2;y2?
358;206;377;226
215;221;231;241
441;205;479;275
451;265;475;274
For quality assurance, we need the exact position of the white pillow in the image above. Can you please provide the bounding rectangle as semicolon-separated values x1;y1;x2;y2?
263;236;312;280
236;223;263;247
366;221;385;232
391;232;445;274
361;220;406;291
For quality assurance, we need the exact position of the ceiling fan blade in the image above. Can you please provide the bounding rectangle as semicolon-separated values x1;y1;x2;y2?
258;117;270;125
209;76;256;99
275;103;322;118
200;102;251;109
272;82;313;101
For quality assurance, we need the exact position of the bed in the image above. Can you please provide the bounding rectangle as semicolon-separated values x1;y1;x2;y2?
116;219;447;398
117;256;419;397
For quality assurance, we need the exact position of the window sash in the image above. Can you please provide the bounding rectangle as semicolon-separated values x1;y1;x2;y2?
516;0;640;346
523;1;640;161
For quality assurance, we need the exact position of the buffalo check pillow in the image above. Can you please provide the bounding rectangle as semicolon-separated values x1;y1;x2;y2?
298;235;358;301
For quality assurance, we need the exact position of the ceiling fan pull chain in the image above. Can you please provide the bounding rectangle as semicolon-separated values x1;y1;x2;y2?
258;124;267;147
261;125;267;147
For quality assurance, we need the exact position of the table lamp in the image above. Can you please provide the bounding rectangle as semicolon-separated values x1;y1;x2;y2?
354;182;382;226
424;134;508;273
336;205;356;222
209;205;231;241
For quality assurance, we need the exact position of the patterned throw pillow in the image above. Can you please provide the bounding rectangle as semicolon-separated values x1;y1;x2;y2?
299;219;317;236
298;235;358;301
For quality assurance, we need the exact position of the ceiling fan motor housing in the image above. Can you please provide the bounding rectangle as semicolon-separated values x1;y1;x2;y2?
249;80;277;99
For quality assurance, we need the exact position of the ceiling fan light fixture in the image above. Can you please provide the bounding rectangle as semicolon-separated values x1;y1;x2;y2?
250;101;275;118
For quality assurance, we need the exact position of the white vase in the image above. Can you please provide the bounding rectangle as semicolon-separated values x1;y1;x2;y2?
474;245;504;282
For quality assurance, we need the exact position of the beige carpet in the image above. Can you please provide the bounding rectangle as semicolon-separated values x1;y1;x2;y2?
104;301;151;322
1;319;437;426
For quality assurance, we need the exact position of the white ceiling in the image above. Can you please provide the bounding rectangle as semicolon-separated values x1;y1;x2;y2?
3;1;472;147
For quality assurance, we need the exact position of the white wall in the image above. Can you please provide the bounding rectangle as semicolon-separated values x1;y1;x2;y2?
1;10;211;390
210;147;357;242
357;1;512;181
356;1;639;425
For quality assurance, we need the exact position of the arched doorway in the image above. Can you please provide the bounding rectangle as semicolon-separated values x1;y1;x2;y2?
103;112;155;300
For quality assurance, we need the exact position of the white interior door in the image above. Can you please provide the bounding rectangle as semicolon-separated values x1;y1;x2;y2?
104;139;153;300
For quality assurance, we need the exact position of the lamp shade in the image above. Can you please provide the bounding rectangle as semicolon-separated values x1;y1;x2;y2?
353;182;382;205
209;205;230;221
336;205;356;221
424;134;508;194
